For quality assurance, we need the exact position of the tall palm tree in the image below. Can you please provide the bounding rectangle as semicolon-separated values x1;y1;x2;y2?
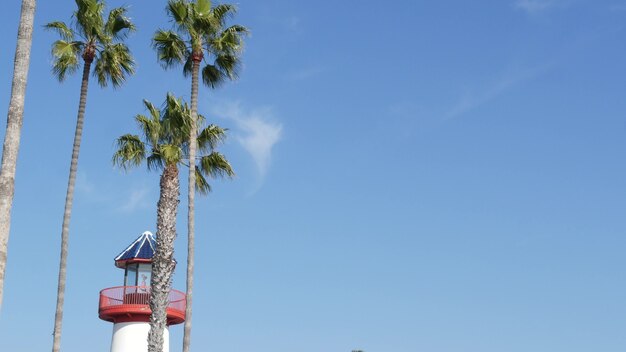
0;0;35;307
0;0;36;311
113;94;234;352
152;1;247;350
45;1;134;350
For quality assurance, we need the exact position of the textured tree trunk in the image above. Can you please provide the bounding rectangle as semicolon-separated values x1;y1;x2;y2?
0;0;36;311
182;55;200;352
148;163;180;352
52;58;92;352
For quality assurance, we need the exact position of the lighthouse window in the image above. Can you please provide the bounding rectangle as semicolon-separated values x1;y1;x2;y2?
123;263;153;289
125;264;138;287
137;264;152;288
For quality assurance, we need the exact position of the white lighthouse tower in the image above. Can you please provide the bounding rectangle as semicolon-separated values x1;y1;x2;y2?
98;231;186;352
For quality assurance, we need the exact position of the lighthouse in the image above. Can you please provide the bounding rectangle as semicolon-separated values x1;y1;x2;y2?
98;231;186;352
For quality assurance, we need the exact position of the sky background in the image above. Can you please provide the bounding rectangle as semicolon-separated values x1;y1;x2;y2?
1;0;626;351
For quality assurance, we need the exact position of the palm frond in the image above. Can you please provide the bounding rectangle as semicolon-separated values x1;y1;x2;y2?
44;21;75;41
182;53;194;77
160;144;184;165
192;15;219;36
167;0;190;26
212;24;247;54
198;151;235;179
196;112;207;126
74;0;106;41
201;64;226;88
52;39;83;57
105;6;135;39
143;99;161;122
193;0;212;17
113;134;146;170
147;152;165;171
162;93;192;143
223;24;249;38
50;40;83;81
153;29;188;69
214;53;240;80
196;124;226;152
164;92;185;113
210;4;237;27
135;112;161;148
194;168;211;194
94;42;135;88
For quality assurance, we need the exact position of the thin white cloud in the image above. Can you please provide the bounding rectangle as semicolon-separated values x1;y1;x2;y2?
213;102;283;178
119;187;150;213
515;0;558;13
445;64;551;119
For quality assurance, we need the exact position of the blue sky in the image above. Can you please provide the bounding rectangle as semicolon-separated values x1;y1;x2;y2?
1;0;626;351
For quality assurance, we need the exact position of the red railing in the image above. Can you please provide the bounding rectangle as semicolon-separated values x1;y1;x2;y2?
98;286;186;325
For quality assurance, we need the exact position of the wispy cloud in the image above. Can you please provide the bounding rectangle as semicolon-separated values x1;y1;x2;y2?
445;64;551;119
515;0;558;13
213;102;283;179
119;187;151;213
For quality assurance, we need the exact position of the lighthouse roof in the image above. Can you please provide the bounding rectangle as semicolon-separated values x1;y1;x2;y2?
114;231;156;267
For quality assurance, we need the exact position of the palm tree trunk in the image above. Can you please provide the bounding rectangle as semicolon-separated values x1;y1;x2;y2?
0;0;36;311
148;163;180;352
182;56;200;352
52;58;92;352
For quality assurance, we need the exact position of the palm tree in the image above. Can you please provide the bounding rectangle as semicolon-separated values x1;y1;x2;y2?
113;94;234;352
152;1;247;350
0;0;36;311
45;1;134;350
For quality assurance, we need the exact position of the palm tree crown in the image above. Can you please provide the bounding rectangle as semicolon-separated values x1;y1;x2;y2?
153;0;248;88
113;94;234;189
45;0;135;86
